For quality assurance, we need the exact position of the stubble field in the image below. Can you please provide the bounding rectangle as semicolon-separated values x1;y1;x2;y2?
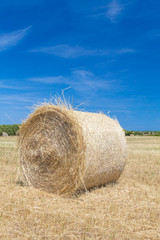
0;136;160;239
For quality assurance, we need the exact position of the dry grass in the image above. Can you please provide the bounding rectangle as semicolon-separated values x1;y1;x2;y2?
0;136;160;239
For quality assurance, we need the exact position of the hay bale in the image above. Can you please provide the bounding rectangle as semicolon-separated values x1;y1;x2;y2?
18;104;126;195
2;132;8;137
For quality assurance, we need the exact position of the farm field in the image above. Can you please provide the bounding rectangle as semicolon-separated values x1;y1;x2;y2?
0;136;160;239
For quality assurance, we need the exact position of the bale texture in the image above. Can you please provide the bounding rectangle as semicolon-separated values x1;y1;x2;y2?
19;104;126;195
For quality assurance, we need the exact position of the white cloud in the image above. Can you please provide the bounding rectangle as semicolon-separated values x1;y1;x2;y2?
89;0;125;22
0;81;29;90
150;29;160;38
106;0;123;22
30;44;134;59
28;76;67;84
0;26;31;52
0;0;44;7
115;48;135;54
0;94;34;103
27;69;119;94
30;44;97;59
70;70;117;93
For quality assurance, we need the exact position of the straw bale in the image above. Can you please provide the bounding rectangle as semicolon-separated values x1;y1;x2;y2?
18;104;126;195
2;132;8;137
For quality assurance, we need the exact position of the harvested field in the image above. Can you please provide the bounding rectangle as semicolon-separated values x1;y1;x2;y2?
0;136;160;239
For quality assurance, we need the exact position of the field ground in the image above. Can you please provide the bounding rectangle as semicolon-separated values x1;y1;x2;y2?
0;136;160;239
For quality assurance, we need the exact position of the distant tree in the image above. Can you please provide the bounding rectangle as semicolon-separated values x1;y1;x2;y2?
0;124;20;136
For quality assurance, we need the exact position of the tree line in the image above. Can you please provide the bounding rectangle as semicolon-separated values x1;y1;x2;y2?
0;124;160;136
0;124;20;136
125;130;160;136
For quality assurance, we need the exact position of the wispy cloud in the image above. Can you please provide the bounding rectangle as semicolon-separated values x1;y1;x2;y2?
0;0;44;7
30;44;135;59
29;76;67;84
0;81;29;90
115;48;135;54
0;26;31;52
105;0;124;22
30;45;96;59
90;0;124;22
28;69;121;95
71;70;115;92
0;94;35;103
150;29;160;38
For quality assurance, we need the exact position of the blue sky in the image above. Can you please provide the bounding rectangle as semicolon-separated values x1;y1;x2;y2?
0;0;160;130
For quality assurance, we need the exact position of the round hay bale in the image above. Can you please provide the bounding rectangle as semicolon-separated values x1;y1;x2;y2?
2;132;8;137
18;104;126;195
